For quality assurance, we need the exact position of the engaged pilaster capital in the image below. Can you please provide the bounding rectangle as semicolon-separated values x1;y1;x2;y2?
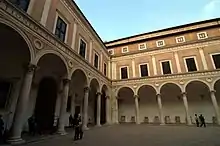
181;92;187;96
105;96;110;99
84;86;90;93
96;92;102;96
134;95;139;99
25;63;37;73
156;93;161;97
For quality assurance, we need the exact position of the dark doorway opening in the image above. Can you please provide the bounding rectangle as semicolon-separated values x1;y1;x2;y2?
35;77;57;134
0;81;11;109
75;106;80;115
101;92;106;124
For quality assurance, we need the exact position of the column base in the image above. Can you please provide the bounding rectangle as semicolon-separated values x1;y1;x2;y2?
7;137;25;145
82;126;89;131
160;123;165;125
95;124;101;127
57;130;67;135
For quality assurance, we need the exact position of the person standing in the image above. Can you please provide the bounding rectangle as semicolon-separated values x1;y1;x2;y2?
74;114;80;141
199;114;206;127
0;115;4;143
69;114;73;128
195;114;199;127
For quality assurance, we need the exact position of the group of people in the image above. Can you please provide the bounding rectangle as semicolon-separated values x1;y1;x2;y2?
195;114;206;127
69;113;84;141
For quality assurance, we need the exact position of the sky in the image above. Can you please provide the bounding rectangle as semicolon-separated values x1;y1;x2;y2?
74;0;220;42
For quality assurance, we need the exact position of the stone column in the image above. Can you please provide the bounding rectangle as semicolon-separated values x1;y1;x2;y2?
210;90;220;125
96;92;101;126
71;94;75;116
134;95;140;124
115;97;119;124
182;92;192;125
8;64;36;144
57;79;70;135
157;94;164;125
82;87;89;130
105;96;110;125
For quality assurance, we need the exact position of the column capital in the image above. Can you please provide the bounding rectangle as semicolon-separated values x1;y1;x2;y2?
105;96;110;99
96;92;102;96
134;95;139;99
84;86;90;93
210;90;216;94
181;92;187;96
156;93;161;97
62;78;71;85
25;63;37;73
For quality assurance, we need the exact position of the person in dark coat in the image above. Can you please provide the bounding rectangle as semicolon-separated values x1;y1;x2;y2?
199;114;206;127
69;114;73;127
195;114;199;127
74;114;80;141
28;115;36;136
0;115;4;143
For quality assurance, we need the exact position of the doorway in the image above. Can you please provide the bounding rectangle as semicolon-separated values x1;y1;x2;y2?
35;77;57;134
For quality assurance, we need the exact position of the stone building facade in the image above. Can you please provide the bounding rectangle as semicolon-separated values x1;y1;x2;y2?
0;0;220;144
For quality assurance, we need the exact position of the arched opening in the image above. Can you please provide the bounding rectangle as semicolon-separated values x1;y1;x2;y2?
101;85;108;125
70;69;88;124
186;81;214;124
137;85;157;124
34;53;67;133
117;87;134;123
214;79;220;109
160;83;183;124
35;77;57;133
0;23;31;130
88;78;100;126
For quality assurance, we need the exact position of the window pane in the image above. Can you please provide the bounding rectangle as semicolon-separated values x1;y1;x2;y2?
60;33;65;42
140;64;148;77
10;0;30;11
162;61;171;74
213;54;220;69
79;40;86;58
61;23;67;33
104;63;107;76
55;17;67;42
186;58;197;72
121;67;128;79
94;54;99;69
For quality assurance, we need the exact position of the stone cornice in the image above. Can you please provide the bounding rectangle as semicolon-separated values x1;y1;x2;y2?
112;70;220;85
106;19;219;47
0;0;111;83
111;38;220;62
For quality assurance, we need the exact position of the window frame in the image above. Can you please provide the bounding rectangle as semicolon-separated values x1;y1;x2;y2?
139;63;150;77
103;62;107;76
197;32;208;40
121;46;129;53
160;60;173;75
93;52;100;69
210;52;220;69
156;40;165;47
119;66;129;79
175;36;185;43
138;43;147;50
183;56;199;72
53;12;69;43
78;37;87;59
108;49;114;55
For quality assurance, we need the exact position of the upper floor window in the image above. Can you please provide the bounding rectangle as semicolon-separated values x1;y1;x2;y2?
197;32;208;40
176;36;185;43
139;43;147;50
10;0;30;12
211;53;220;69
104;63;107;76
139;64;149;77
55;17;67;42
79;39;87;58
156;40;165;47
120;67;128;79
161;60;172;75
184;57;198;72
94;53;99;69
122;47;129;53
108;49;114;55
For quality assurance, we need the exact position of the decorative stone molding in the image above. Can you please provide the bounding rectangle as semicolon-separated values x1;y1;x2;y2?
206;77;212;82
105;96;110;99
134;95;139;99
179;79;184;85
210;90;216;94
68;60;74;68
34;39;44;50
96;92;102;96
26;64;37;73
63;78;71;85
84;86;90;93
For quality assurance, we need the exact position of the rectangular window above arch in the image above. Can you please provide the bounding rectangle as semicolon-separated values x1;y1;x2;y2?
120;66;128;79
10;0;30;12
211;53;220;69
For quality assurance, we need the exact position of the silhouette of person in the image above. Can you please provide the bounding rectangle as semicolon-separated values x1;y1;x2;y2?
0;115;4;143
199;114;206;127
195;114;199;127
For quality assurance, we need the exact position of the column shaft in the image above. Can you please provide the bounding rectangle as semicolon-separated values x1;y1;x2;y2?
134;95;140;124
210;90;220;125
96;92;101;126
115;98;119;124
182;92;192;125
151;55;157;76
106;96;110;124
82;87;89;130
8;64;36;143
157;94;164;124
57;79;70;134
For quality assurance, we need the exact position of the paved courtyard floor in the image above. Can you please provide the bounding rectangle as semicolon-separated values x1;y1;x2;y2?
22;124;220;146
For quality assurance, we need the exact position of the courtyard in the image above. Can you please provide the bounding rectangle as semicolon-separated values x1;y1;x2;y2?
22;125;220;146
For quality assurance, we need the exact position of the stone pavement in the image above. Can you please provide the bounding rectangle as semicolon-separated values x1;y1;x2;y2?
21;124;220;146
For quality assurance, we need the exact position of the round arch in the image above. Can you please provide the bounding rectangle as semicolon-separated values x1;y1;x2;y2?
116;86;135;97
0;19;35;63
35;50;69;76
101;84;109;96
137;84;157;95
212;77;220;91
159;82;183;93
89;78;100;92
184;79;211;92
70;67;88;85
